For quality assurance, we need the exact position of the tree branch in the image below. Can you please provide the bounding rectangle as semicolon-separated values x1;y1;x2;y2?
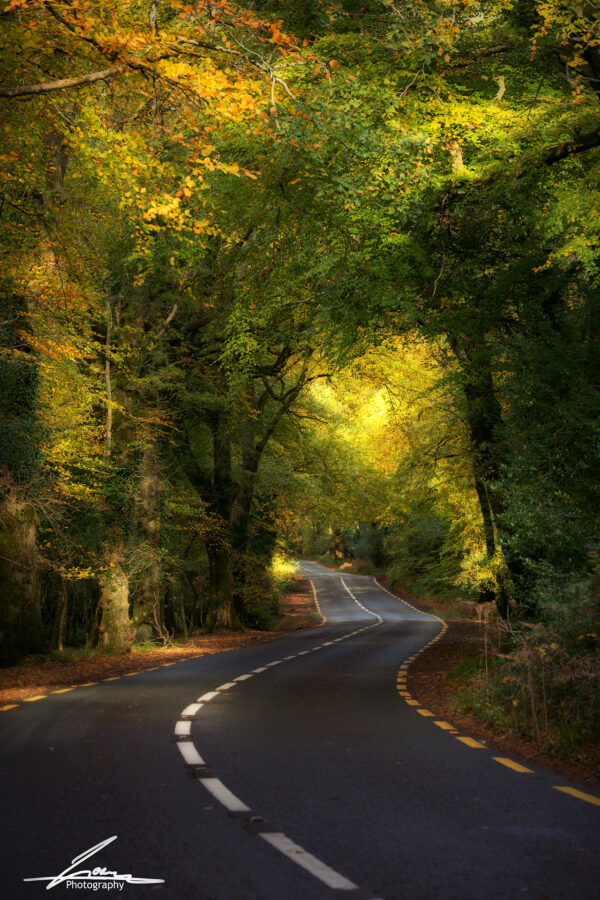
539;126;600;168
0;66;126;98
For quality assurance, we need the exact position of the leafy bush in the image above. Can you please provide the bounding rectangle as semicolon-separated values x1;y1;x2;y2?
235;551;279;630
385;514;460;592
457;557;600;761
271;551;299;593
347;523;387;566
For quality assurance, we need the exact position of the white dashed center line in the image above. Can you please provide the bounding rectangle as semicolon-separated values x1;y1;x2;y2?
199;778;251;813
260;833;359;891
177;742;205;766
173;569;388;899
340;577;383;623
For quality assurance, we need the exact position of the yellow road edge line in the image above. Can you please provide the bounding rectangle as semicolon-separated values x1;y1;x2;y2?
79;682;98;687
23;695;47;702
384;576;448;732
493;757;534;774
308;578;326;625
1;704;18;711
103;676;120;681
456;736;486;749
52;688;75;694
153;563;599;811
554;786;600;806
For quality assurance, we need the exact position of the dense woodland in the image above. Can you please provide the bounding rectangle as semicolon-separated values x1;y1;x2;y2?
1;1;599;753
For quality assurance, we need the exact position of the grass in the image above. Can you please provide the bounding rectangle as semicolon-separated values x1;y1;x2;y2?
132;640;167;652
452;639;600;767
272;551;300;589
445;656;484;684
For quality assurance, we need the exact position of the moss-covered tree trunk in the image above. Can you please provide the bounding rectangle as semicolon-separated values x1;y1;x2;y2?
0;291;44;664
461;350;513;616
99;548;132;653
0;488;46;665
132;440;164;641
203;410;242;630
206;543;240;629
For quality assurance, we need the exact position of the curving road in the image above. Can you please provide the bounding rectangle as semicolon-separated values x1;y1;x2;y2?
1;561;599;899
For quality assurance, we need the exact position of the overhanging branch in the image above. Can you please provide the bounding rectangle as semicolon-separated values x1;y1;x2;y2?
540;126;600;167
0;65;126;98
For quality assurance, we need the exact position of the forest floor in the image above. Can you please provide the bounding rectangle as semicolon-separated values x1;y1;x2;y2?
0;579;318;706
319;557;600;786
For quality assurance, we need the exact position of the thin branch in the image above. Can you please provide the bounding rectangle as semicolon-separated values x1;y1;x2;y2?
154;303;178;341
447;43;515;69
0;553;34;571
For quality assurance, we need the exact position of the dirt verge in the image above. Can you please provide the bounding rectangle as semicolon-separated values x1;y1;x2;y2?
379;578;600;787
0;579;318;707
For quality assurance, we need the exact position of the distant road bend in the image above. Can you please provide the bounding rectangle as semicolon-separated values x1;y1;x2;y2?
1;560;599;899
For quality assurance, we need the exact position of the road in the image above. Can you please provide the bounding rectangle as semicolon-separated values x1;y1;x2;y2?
1;561;599;900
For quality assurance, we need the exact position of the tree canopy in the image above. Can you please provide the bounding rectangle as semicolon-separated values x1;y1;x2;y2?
1;0;599;693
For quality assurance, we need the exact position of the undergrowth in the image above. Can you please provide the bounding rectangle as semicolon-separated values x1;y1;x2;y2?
453;572;600;766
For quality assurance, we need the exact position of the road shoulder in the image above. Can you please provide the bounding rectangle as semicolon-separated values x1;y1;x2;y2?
0;578;318;707
379;577;600;788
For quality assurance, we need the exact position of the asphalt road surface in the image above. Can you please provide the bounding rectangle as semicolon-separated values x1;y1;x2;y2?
1;561;599;900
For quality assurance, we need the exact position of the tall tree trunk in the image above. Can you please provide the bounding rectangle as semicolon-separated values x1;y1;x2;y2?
104;300;113;458
206;543;240;630
0;487;46;665
45;127;69;204
99;547;132;652
203;410;242;629
472;477;496;559
460;350;512;615
132;439;164;641
52;575;68;651
231;475;258;555
231;407;259;555
175;589;188;637
98;307;136;650
85;590;102;649
0;294;44;663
